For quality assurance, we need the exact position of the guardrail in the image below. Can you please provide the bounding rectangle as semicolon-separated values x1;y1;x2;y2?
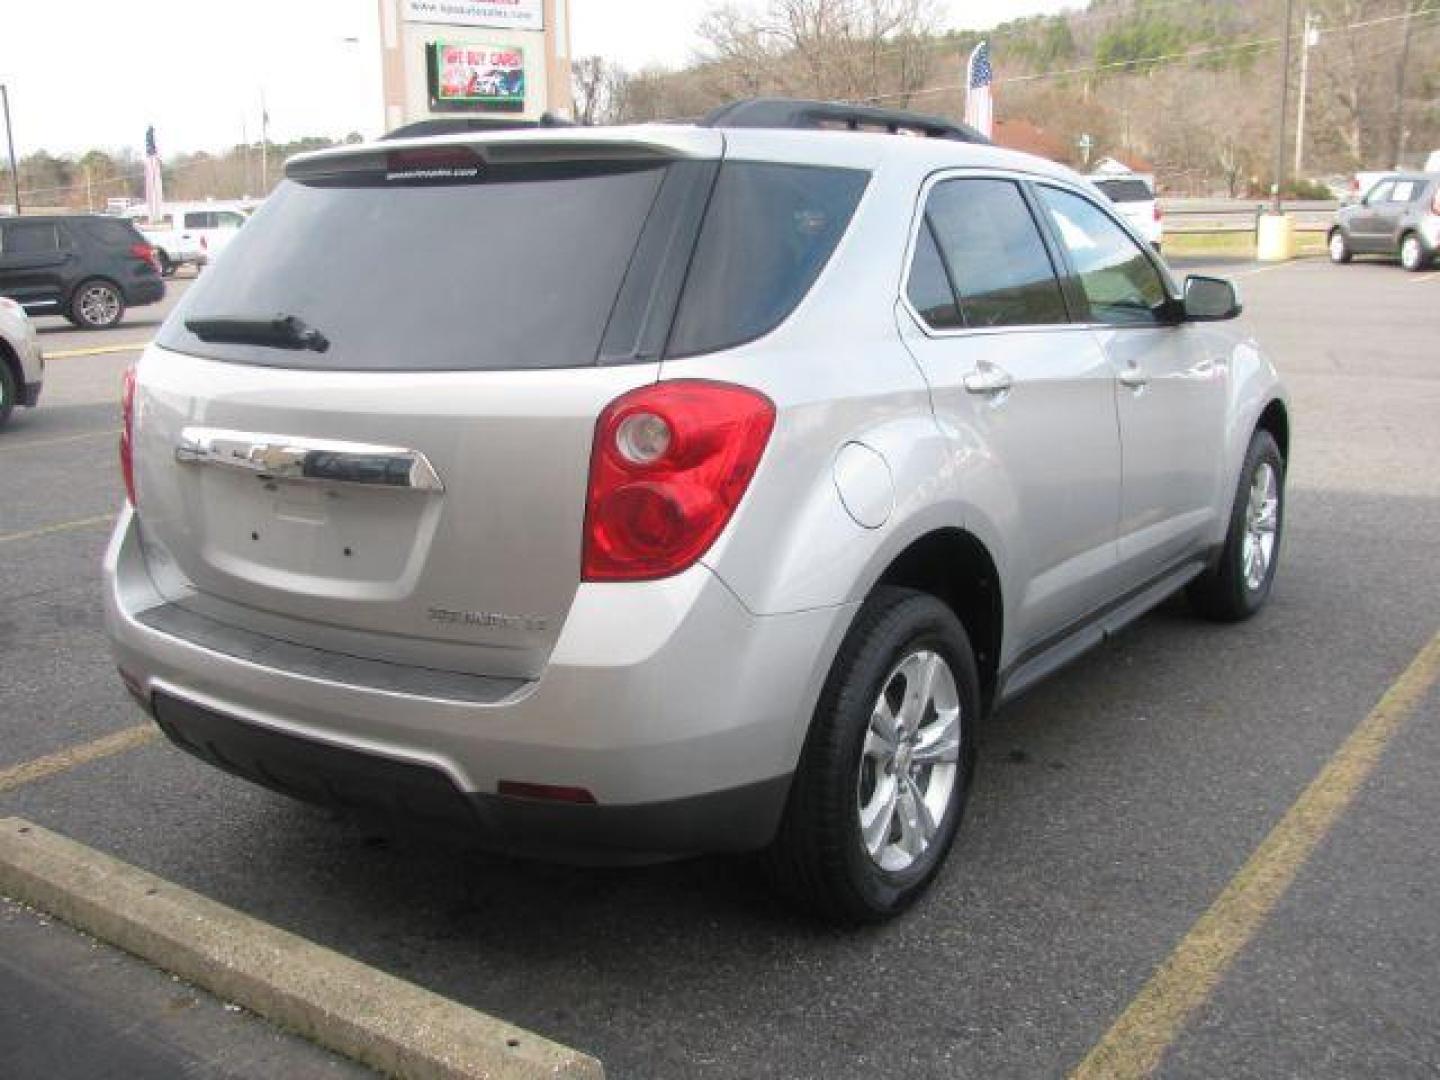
1161;199;1339;234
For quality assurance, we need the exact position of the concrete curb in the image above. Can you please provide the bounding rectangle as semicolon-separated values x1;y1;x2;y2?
0;818;603;1080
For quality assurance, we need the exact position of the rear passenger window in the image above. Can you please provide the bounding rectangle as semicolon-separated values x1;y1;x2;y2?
917;178;1068;329
184;212;215;229
1;221;61;254
1038;186;1168;326
1390;181;1416;203
906;223;963;329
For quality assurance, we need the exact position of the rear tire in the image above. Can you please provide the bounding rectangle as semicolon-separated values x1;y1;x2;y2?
765;587;979;925
0;359;17;428
1400;233;1429;272
1188;430;1285;622
1328;230;1352;264
67;279;125;330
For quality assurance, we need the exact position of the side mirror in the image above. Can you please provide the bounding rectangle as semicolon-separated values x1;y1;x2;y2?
1183;275;1242;321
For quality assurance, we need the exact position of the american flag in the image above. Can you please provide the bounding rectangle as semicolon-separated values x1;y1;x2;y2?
964;41;994;140
143;125;163;222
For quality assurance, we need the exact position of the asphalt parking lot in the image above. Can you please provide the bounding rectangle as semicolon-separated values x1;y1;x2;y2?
2;255;1438;1078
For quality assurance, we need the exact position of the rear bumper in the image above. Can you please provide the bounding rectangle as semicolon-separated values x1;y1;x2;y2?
125;277;166;307
105;506;853;858
149;690;790;859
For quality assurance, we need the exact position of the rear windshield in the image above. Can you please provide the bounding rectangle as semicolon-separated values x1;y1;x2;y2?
1092;178;1154;203
157;158;668;371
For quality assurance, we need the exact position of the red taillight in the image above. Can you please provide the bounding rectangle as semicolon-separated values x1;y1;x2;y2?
1431;190;1440;215
129;241;158;271
582;380;775;582
1153;203;1163;222
497;781;597;804
120;364;137;506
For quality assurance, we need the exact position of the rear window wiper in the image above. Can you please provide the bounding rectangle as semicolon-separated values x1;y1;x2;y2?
184;314;330;353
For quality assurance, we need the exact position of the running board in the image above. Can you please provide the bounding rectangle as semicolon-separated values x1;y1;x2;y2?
996;558;1207;708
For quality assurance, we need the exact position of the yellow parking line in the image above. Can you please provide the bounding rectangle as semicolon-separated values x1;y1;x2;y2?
1072;630;1440;1080
0;513;114;546
44;342;150;359
0;428;120;453
0;726;159;794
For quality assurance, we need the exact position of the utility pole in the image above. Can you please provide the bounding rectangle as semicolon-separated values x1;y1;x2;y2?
1294;11;1320;179
1390;0;1420;168
259;91;269;193
2;84;20;214
1271;0;1296;213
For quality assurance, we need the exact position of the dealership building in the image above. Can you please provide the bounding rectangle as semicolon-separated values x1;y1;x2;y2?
378;0;573;130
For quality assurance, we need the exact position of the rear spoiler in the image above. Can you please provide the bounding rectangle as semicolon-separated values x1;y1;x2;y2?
286;126;724;185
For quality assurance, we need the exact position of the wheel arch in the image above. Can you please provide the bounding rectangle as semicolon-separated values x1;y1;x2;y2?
869;527;1003;710
1255;397;1289;463
0;336;21;401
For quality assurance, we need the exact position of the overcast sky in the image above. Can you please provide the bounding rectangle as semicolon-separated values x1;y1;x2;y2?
0;0;1075;158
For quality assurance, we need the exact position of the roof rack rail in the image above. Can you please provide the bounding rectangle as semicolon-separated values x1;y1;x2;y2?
382;113;575;140
700;98;989;144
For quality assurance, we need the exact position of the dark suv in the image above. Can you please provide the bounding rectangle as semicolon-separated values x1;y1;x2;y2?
1329;173;1440;272
0;215;166;328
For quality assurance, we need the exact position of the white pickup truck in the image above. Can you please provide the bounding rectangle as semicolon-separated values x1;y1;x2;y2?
125;203;250;276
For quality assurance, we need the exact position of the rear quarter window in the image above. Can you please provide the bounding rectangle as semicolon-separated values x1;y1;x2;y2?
82;217;145;246
665;162;869;358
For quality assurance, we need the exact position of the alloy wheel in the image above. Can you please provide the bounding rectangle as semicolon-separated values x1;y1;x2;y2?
78;284;121;327
856;648;962;872
1241;461;1279;592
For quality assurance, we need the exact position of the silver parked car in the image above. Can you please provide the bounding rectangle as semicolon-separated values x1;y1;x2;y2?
0;295;44;426
1328;172;1440;271
105;100;1289;923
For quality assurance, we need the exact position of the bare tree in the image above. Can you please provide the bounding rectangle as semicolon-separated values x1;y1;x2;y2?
698;0;940;104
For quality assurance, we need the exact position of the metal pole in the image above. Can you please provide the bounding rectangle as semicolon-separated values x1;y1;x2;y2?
2;84;20;215
1271;0;1295;213
1294;12;1316;179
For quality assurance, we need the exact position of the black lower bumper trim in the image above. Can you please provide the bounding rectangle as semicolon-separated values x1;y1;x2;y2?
150;691;791;861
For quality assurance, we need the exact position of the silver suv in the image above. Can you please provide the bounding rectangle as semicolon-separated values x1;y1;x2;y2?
105;100;1289;923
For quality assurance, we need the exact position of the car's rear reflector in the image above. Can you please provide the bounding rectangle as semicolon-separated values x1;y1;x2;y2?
497;781;597;804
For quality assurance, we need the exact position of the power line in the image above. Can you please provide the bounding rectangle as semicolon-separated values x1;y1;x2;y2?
854;7;1440;105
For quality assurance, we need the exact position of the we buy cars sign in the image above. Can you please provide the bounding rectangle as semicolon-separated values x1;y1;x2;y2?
403;0;543;31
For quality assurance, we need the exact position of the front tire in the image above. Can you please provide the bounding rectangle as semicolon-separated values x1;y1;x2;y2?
156;249;175;277
1328;230;1352;264
67;279;125;329
766;587;979;924
1400;233;1429;272
1188;430;1285;622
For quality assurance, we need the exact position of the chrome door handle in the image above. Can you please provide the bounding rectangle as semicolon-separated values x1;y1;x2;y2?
175;427;444;491
1118;365;1149;389
964;365;1014;395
